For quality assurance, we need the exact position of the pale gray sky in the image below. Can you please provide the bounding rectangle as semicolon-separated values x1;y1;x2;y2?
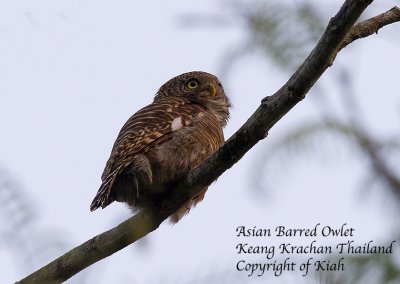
1;1;399;283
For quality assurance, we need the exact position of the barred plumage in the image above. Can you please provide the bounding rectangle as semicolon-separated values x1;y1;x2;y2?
90;71;230;222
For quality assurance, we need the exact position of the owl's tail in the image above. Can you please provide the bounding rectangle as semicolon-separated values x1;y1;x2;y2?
90;167;120;211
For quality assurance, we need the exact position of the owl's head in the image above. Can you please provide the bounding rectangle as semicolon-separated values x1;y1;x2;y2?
155;71;231;126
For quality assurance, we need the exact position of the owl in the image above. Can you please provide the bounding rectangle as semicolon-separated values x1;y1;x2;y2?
90;71;230;222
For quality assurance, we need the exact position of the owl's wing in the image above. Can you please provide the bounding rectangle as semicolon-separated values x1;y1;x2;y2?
90;97;205;211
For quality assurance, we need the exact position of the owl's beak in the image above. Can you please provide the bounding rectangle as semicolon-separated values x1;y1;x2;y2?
208;83;217;97
199;83;218;98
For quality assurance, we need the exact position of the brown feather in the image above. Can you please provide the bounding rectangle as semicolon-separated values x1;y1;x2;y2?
90;71;231;223
91;97;206;211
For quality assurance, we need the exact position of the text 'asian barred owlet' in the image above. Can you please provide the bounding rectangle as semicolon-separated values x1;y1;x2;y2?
90;71;231;223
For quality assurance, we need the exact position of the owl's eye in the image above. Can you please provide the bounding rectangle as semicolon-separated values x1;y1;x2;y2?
186;79;200;89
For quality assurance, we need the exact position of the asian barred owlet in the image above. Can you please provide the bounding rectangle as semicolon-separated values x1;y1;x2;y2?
90;71;230;222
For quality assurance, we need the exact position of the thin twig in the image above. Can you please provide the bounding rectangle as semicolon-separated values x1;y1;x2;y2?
341;6;400;50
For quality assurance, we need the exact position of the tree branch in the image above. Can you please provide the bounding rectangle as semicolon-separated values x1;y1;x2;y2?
16;2;400;283
340;6;400;50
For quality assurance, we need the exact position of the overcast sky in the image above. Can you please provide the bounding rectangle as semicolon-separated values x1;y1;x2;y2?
1;1;399;283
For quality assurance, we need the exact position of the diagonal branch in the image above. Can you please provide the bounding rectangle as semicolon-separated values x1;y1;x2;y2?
16;2;400;284
340;6;400;50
